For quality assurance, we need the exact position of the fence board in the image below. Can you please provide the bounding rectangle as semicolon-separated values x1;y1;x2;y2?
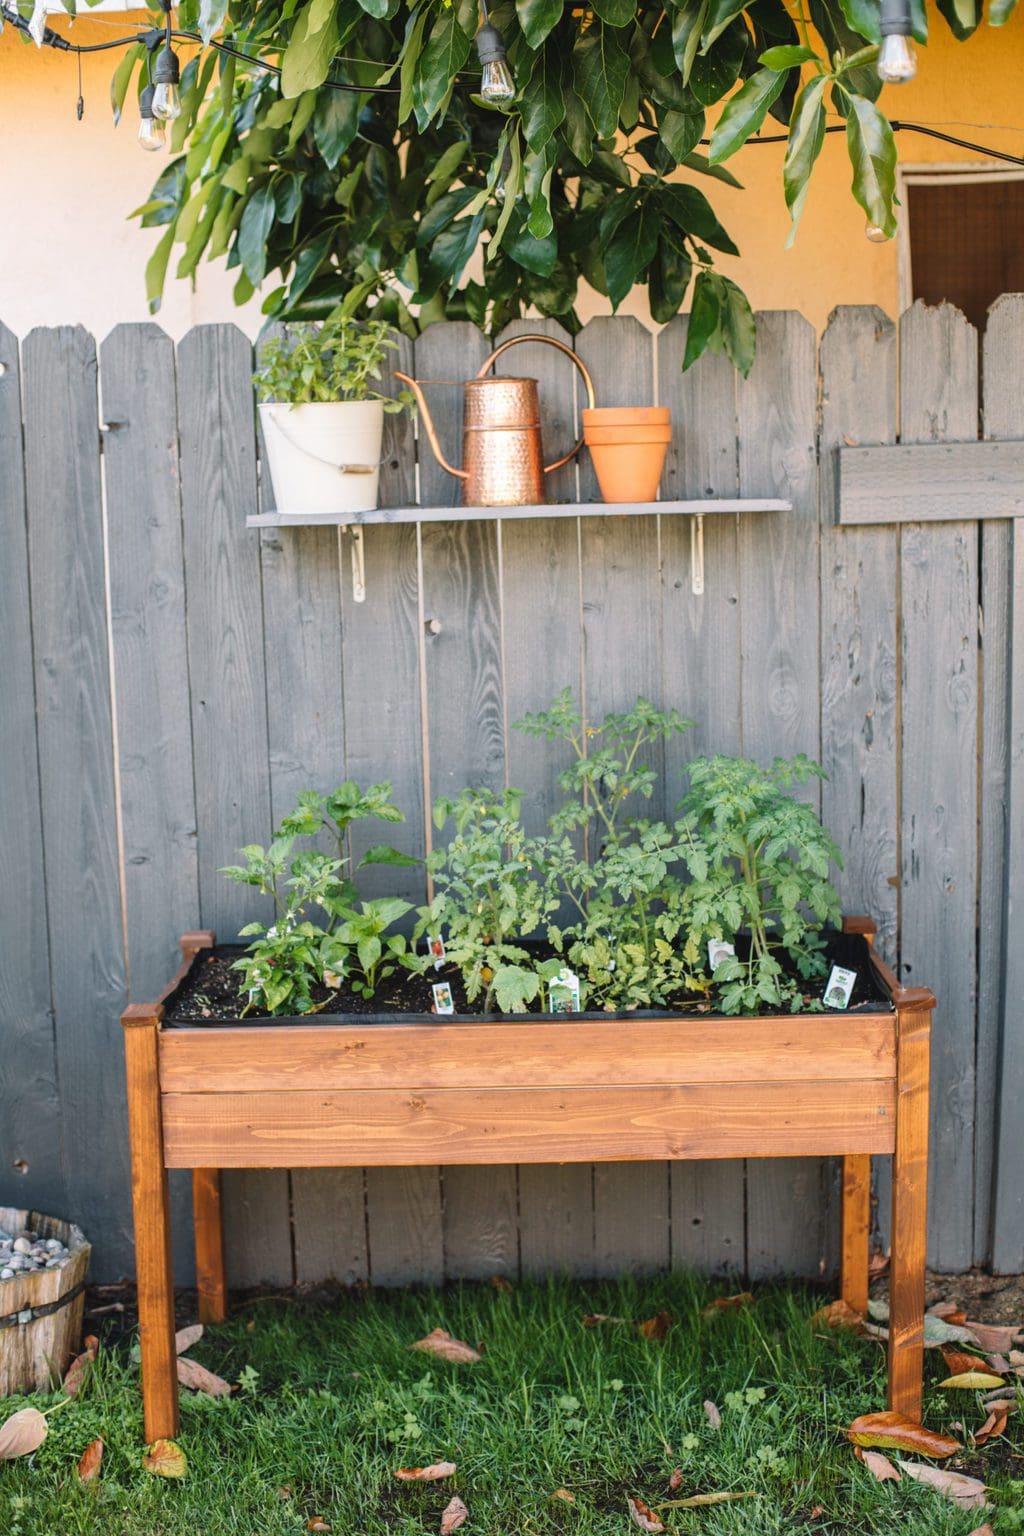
987;296;1024;1272
178;323;281;1285
0;321;62;1223
292;1168;368;1286
737;312;826;1278
658;315;746;1276
899;302;979;1272
22;326;131;1269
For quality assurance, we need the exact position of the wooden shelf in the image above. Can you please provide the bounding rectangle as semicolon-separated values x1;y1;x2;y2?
246;497;792;528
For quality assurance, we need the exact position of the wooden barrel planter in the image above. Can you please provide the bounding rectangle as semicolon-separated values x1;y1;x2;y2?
0;1208;90;1395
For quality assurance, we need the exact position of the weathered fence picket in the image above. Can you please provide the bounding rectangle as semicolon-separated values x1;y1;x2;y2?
2;302;1022;1285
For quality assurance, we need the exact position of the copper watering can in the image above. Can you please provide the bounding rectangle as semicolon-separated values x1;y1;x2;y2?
395;334;596;507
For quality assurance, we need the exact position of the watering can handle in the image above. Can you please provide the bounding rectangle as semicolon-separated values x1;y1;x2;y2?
477;334;596;475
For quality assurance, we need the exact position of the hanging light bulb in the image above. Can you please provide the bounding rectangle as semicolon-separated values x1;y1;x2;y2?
152;41;182;121
877;0;917;83
138;83;166;150
865;221;890;242
475;20;516;103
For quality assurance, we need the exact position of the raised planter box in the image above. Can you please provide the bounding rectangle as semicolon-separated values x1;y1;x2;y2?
122;916;933;1443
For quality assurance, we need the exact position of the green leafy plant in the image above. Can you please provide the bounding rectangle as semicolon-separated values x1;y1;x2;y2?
116;2;1009;375
677;754;843;1014
254;315;407;407
330;896;413;999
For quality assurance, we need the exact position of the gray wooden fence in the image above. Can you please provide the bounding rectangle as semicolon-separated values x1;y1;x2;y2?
2;300;1023;1288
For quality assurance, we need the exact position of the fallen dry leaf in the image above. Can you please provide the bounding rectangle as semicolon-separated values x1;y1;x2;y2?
581;1313;627;1328
897;1460;988;1510
941;1348;993;1376
143;1438;188;1479
656;1493;757;1509
76;1437;104;1483
441;1495;469;1534
703;1399;721;1430
409;1329;482;1365
177;1355;232;1397
808;1506;825;1519
489;1274;513;1292
1010;1350;1024;1366
0;1407;48;1460
64;1336;98;1398
701;1292;754;1318
306;1519;331;1532
966;1525;995;1536
858;1449;901;1483
627;1496;665;1532
940;1370;1006;1390
277;1486;293;1500
395;1462;457;1482
929;1302;968;1325
868;1249;889;1277
974;1401;1011;1447
845;1412;960;1458
668;1468;684;1491
637;1311;673;1340
810;1298;865;1332
964;1321;1022;1353
175;1323;204;1354
986;1354;1010;1374
549;1489;575;1503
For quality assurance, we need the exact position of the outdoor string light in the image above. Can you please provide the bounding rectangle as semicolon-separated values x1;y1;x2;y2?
877;0;918;84
150;0;182;122
475;0;516;104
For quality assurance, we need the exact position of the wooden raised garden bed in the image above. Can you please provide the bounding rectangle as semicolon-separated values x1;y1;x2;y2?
122;916;933;1443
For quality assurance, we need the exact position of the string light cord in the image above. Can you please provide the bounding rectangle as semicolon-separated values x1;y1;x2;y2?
2;3;1022;162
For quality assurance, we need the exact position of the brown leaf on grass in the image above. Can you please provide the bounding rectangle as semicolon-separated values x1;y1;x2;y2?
703;1399;721;1430
549;1489;576;1503
0;1407;48;1460
177;1356;232;1397
966;1525;995;1536
964;1321;1023;1353
627;1496;665;1531
277;1486;293;1500
306;1519;331;1532
395;1462;457;1482
897;1461;988;1510
142;1438;188;1479
701;1292;755;1318
175;1323;204;1354
637;1311;673;1340
1010;1349;1024;1366
974;1401;1011;1447
64;1336;99;1398
656;1493;757;1509
845;1412;960;1458
668;1468;684;1491
409;1329;482;1365
941;1348;994;1377
489;1275;513;1292
929;1302;968;1325
582;1313;627;1328
940;1371;1006;1390
76;1437;104;1483
986;1354;1010;1374
808;1507;825;1519
441;1495;469;1534
857;1449;901;1483
810;1299;865;1332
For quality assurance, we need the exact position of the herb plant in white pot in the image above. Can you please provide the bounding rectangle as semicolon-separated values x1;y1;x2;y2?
255;317;406;517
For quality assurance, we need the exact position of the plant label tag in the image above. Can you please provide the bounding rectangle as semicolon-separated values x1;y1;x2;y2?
323;967;344;990
427;933;447;971
548;968;581;1014
432;981;455;1015
824;965;857;1010
708;940;736;974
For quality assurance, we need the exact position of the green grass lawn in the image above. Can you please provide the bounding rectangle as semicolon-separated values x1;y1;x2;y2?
2;1274;1021;1535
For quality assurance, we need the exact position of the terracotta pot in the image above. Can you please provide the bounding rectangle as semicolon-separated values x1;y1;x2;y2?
582;406;671;503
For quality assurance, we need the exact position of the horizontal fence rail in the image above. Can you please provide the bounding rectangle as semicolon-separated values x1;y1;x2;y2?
1;300;1023;1285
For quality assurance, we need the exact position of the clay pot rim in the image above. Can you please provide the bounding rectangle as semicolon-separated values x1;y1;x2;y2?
581;406;670;424
583;425;672;444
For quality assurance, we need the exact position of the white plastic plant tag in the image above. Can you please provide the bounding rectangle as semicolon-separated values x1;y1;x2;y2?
824;965;857;1009
708;940;736;974
432;981;455;1015
548;968;581;1014
427;933;447;971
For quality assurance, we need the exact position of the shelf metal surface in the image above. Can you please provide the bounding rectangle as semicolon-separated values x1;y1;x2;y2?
247;498;793;528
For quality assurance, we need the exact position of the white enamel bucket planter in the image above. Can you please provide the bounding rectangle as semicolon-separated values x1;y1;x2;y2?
259;398;385;517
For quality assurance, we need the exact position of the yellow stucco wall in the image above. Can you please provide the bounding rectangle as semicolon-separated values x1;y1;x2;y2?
0;10;1021;340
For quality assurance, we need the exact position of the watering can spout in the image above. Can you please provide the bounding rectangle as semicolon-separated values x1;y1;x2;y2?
392;371;467;482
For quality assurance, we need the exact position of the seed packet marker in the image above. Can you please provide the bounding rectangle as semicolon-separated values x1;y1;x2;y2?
824;964;857;1010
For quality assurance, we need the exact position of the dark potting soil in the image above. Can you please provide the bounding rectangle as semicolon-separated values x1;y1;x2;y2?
161;929;889;1026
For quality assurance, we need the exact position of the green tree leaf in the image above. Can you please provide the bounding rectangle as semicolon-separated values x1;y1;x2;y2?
672;0;709;83
936;0;980;35
782;73;827;245
416;4;473;125
682;268;720;369
505;219;559;277
701;0;749;49
657;107;704;162
237;182;276;283
709;66;786;162
659;184;739;254
520;48;565;151
844;93;896;236
649;234;693;323
689;18;747;106
989;0;1018;23
145;226;175;314
109;43;141;125
313;88;360;168
603;196;660;308
716;273;756;374
593;0;636;22
516;0;564;48
758;43;820;67
280;4;341;98
198;0;228;44
573;22;630;138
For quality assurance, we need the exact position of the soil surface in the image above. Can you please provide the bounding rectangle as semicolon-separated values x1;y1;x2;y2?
163;930;888;1025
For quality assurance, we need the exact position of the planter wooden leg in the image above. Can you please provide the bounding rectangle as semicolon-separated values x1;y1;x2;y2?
887;997;932;1418
193;1168;228;1324
840;1154;870;1316
122;1005;179;1443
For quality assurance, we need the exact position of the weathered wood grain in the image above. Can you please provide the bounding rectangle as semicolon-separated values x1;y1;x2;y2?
988;295;1024;1272
898;301;979;1272
737;312;826;1279
442;1166;519;1280
837;439;1024;523
222;1170;293;1287
366;1166;445;1286
23;326;132;1270
0;320;62;1224
292;1168;368;1285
